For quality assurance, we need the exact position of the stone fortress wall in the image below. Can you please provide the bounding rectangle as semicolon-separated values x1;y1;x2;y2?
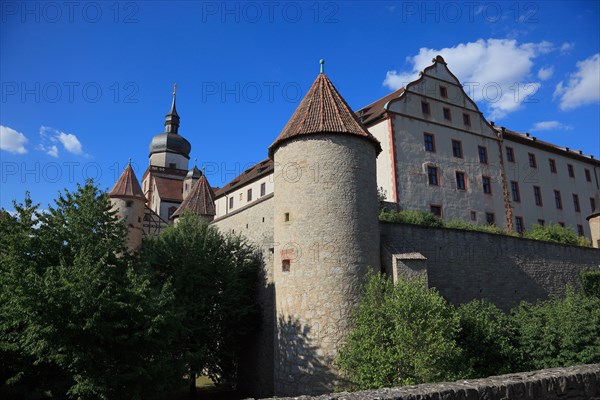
381;222;600;310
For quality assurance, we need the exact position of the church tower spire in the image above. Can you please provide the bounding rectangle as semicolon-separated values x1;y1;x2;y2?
165;83;180;134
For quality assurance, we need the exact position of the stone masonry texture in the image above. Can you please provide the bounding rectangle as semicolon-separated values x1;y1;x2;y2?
273;135;380;396
380;222;600;310
272;364;600;400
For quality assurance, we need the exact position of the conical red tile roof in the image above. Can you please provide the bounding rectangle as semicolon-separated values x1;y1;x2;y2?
171;174;215;219
268;73;381;158
109;164;146;200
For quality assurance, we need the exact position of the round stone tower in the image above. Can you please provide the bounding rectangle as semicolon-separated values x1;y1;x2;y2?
109;162;147;252
587;190;600;248
268;62;382;396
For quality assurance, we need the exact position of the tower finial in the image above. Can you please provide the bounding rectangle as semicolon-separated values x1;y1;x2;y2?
165;83;180;133
194;158;197;166
320;59;325;74
173;83;177;97
128;157;132;166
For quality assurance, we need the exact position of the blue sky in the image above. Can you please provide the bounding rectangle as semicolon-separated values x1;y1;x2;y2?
1;1;599;210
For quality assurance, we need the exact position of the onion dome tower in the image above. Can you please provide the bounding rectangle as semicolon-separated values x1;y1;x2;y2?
109;162;147;251
269;60;381;395
586;190;600;248
171;172;216;223
149;84;191;170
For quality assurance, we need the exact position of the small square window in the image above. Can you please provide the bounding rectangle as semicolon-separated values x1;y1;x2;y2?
485;212;495;225
229;197;234;209
430;205;442;217
463;113;471;126
427;166;439;186
478;146;488;164
506;147;515;162
554;190;562;209
443;107;452;121
515;216;524;233
424;133;435;152
510;181;520;202
421;101;430;115
456;171;466;191
567;164;575;178
260;182;266;196
284;212;290;222
537;219;545;226
549;159;557;173
126;200;133;208
573;194;580;213
247;188;253;202
169;163;176;169
528;153;537;168
482;176;492;194
452;140;463;158
558;222;565;228
439;86;448;98
533;186;542;206
282;259;290;272
585;169;591;182
470;211;477;221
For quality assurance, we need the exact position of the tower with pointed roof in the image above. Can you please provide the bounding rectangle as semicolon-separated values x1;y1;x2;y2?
587;191;600;248
270;61;381;395
109;163;147;251
171;171;216;223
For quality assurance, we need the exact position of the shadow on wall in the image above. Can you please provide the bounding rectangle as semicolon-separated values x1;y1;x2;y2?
237;250;274;398
276;316;339;396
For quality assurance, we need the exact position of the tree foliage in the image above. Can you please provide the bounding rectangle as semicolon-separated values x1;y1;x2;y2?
523;223;591;247
512;288;600;371
579;270;600;298
337;273;462;390
456;300;519;378
0;182;184;399
142;212;260;390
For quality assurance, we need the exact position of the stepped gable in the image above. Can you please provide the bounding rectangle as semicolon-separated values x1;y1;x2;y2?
109;164;146;201
171;174;215;219
268;71;381;158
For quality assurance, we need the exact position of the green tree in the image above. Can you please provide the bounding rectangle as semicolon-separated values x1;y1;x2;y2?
580;270;600;298
456;300;519;378
523;223;590;246
512;288;600;371
337;273;463;390
143;212;260;392
0;182;184;399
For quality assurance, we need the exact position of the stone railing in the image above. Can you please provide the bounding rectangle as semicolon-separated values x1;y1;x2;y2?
273;364;600;400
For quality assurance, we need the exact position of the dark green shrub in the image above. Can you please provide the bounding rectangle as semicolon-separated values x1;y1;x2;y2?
523;223;590;246
580;270;600;298
379;209;443;227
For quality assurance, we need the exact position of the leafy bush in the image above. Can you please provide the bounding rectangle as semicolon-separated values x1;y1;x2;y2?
512;288;600;371
456;300;519;378
379;209;443;227
523;223;590;247
444;219;517;236
580;270;600;298
337;273;463;390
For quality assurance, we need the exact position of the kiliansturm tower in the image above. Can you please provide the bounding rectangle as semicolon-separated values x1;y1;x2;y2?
269;61;382;395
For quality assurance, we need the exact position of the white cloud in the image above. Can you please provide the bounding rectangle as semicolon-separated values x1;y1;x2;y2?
537;66;554;80
0;125;28;154
560;42;575;55
554;53;600;111
530;120;573;132
38;126;85;156
383;39;554;120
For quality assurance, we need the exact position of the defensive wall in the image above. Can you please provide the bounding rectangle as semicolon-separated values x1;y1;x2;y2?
273;364;600;400
380;222;600;310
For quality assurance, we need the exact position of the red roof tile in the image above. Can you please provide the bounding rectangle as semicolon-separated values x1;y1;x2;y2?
171;175;215;219
355;87;405;126
109;165;146;200
214;158;273;198
153;176;183;203
268;73;381;158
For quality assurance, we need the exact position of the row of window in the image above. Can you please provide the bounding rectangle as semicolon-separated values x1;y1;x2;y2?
228;182;267;210
509;181;593;213
428;205;586;237
421;101;472;127
507;147;592;181
423;133;594;183
426;166;595;214
425;134;489;163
